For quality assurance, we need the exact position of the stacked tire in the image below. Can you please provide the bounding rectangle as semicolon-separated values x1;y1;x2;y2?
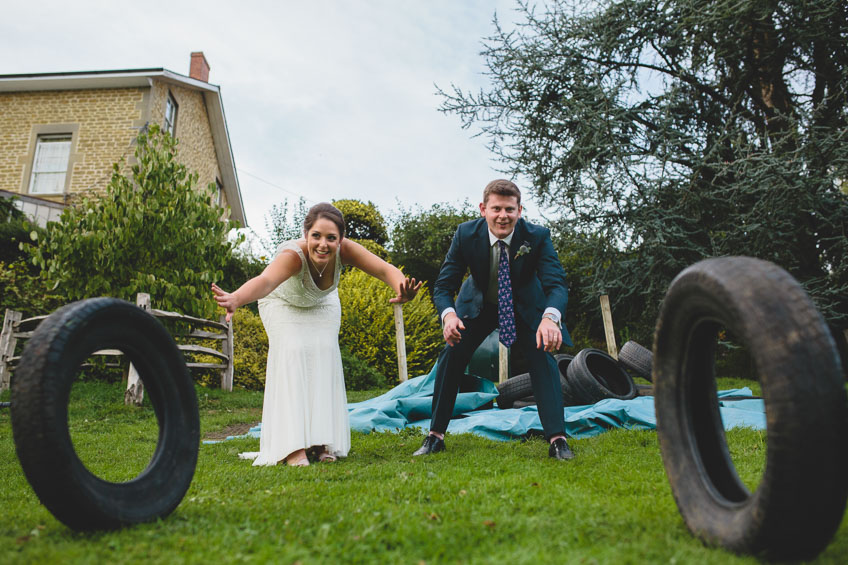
497;349;637;408
618;340;653;381
496;354;573;409
617;340;653;396
566;348;636;404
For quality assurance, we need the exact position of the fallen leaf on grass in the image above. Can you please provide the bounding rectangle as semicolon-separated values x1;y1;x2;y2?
483;520;496;528
428;513;440;521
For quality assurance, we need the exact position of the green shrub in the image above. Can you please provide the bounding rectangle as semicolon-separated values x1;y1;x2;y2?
264;197;308;253
0;259;63;318
76;357;126;383
349;238;390;262
389;201;477;287
341;345;387;390
0;196;22;222
231;308;269;390
27;125;241;320
218;247;267;315
0;220;31;264
331;199;389;245
563;317;608;354
338;268;442;384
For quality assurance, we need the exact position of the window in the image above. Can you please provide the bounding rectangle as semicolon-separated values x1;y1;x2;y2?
164;92;178;136
215;178;223;206
29;134;72;194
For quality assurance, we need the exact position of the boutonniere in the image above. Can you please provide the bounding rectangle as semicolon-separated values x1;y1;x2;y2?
514;242;531;258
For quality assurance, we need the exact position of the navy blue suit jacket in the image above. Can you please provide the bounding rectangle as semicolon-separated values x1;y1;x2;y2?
432;217;573;347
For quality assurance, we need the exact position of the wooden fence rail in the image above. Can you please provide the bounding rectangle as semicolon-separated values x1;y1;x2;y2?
0;293;234;404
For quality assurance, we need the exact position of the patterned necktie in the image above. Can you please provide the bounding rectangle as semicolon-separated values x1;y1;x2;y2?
497;240;516;347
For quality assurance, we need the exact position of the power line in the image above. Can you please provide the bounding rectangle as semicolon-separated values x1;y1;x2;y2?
237;168;318;204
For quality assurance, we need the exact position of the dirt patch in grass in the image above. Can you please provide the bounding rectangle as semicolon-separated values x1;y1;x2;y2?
203;422;257;441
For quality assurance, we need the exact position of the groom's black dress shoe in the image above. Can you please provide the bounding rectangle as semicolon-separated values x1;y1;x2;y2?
549;437;574;460
413;434;445;456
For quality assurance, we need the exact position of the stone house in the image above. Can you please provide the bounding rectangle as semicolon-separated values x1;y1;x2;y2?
0;52;245;227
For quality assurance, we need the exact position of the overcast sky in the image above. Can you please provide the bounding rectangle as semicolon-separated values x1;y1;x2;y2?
2;1;530;244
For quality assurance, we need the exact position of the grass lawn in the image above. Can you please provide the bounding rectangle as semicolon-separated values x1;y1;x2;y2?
1;378;847;564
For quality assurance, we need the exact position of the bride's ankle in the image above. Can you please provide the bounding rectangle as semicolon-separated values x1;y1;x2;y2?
285;449;309;466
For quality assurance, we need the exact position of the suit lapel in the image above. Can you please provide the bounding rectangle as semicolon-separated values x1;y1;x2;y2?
510;219;528;281
471;220;490;288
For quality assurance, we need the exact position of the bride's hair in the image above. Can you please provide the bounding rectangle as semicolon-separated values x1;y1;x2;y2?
303;202;346;239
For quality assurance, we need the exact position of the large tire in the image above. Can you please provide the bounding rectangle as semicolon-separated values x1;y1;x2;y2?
553;353;574;369
618;340;653;381
496;372;533;409
654;257;848;560
11;298;199;531
512;397;537;408
566;348;637;404
554;354;582;406
497;370;570;409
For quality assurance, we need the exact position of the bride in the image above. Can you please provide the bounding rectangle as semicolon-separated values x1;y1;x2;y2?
212;202;420;466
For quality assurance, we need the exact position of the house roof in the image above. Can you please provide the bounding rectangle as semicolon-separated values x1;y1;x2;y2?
0;68;246;226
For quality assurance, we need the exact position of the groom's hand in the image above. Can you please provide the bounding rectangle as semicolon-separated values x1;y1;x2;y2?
536;318;562;352
443;312;465;346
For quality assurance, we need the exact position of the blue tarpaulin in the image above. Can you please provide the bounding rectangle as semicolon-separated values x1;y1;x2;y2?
206;364;765;444
347;363;765;441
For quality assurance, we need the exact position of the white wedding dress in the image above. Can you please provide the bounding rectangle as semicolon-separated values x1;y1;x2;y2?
240;239;350;465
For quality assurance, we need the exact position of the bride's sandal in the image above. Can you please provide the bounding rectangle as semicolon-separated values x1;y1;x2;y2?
317;450;337;463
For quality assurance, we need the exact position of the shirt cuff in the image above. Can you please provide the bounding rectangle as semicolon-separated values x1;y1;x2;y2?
543;307;562;326
440;307;457;323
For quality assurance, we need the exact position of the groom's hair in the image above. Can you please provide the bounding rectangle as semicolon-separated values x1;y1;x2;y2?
304;202;346;239
483;179;521;205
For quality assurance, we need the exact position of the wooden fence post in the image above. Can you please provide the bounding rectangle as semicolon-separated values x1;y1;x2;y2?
0;309;22;394
392;303;408;382
498;342;509;384
220;315;234;392
600;295;618;360
125;293;150;406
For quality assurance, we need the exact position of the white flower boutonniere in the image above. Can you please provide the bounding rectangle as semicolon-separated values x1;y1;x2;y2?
515;242;532;258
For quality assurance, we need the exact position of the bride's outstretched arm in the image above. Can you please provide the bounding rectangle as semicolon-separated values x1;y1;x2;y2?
212;250;301;321
340;239;422;304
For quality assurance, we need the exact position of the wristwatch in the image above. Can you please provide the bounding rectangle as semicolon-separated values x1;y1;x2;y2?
543;313;559;325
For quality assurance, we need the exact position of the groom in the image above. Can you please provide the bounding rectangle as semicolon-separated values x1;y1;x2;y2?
413;179;575;460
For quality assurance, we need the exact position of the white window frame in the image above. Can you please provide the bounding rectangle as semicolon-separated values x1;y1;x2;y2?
29;134;73;195
164;92;178;137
